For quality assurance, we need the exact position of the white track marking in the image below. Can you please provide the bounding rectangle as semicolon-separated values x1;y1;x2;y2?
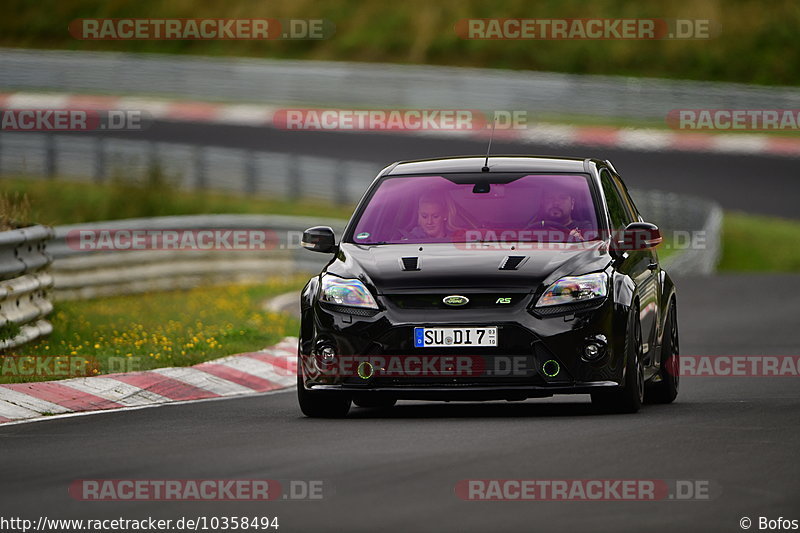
218;104;277;125
617;128;674;151
57;377;171;406
0;399;44;420
216;356;296;387
153;367;256;395
0;387;72;416
711;134;770;154
4;93;70;109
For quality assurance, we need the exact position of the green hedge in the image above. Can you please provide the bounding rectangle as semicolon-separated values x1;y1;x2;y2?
2;0;799;86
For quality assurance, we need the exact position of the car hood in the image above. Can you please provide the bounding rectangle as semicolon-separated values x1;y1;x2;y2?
326;241;612;293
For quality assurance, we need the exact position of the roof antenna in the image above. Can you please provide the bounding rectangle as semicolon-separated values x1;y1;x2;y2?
482;111;497;172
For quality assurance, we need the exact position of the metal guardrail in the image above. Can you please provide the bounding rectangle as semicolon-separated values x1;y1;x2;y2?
2;48;800;119
0;225;54;351
49;215;346;300
630;190;722;275
0;133;379;205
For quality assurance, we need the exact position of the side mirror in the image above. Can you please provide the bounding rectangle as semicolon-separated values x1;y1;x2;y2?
301;226;336;253
615;222;662;251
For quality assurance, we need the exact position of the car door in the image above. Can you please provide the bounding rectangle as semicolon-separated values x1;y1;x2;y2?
612;174;664;364
599;169;659;363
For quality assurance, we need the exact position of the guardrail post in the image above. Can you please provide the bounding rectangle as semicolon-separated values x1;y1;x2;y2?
194;146;207;190
334;159;348;205
244;150;257;194
288;154;301;200
93;136;106;183
147;141;159;175
45;135;56;179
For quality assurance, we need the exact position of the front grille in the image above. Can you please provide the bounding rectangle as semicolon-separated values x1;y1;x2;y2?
385;293;528;309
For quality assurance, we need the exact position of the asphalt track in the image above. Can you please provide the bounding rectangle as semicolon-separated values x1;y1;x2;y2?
1;274;799;532
93;120;800;219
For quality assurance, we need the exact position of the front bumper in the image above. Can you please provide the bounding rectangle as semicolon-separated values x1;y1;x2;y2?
307;381;619;401
300;291;629;399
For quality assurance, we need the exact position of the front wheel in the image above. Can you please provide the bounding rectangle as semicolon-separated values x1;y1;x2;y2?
645;301;679;404
592;305;644;414
297;367;351;418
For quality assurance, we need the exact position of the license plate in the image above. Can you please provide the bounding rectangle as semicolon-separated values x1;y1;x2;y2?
414;327;498;348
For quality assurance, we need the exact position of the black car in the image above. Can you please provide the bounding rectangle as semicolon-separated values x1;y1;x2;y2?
297;155;679;417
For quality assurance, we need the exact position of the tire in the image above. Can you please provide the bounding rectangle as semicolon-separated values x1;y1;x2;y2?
352;395;397;409
645;301;679;404
297;364;351;418
592;305;644;414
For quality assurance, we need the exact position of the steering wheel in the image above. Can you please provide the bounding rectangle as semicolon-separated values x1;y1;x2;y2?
529;219;572;233
393;228;414;240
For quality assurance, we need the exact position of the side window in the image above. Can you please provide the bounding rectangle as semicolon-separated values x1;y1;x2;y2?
600;169;631;230
612;173;640;223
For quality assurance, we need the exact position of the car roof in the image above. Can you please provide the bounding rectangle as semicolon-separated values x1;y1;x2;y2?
385;155;596;176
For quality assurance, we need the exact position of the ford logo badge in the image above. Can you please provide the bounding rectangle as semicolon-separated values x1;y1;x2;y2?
442;295;469;306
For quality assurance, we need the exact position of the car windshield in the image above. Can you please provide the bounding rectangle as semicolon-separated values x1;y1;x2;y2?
350;174;601;244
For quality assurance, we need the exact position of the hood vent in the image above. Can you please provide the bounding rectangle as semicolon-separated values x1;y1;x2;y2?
499;256;528;271
400;256;421;271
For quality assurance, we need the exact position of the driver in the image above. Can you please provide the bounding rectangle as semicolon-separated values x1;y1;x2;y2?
408;193;454;239
530;187;591;240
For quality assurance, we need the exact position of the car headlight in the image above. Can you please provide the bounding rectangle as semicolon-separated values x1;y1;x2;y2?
320;275;379;309
536;272;608;307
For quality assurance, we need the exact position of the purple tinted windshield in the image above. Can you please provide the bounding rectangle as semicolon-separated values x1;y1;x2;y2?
350;174;600;244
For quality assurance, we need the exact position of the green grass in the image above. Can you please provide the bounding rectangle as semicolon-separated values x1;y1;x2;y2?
718;212;800;272
0;175;356;225
2;0;799;86
655;236;680;262
0;279;306;384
